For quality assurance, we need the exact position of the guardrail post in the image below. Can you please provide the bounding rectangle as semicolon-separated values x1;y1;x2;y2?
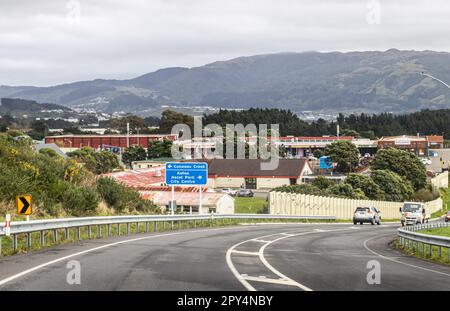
65;228;69;240
145;222;149;233
98;225;101;239
107;224;111;237
135;222;139;235
126;223;130;235
117;224;121;236
77;227;81;240
88;226;92;239
27;232;31;251
429;244;433;257
171;221;174;230
40;230;45;246
154;222;158;232
163;222;166;231
12;234;17;253
0;236;2;256
194;220;196;228
53;229;58;243
438;246;442;257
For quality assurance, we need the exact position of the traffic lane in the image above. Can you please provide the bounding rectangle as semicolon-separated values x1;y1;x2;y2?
264;225;450;291
0;223;334;291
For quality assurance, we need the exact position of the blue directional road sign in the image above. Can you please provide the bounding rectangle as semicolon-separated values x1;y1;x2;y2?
165;162;208;186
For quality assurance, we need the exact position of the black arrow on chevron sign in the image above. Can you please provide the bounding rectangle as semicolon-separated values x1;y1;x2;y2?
19;197;30;214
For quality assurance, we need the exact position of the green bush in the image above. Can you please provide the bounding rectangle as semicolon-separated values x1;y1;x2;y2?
62;185;99;216
97;177;158;213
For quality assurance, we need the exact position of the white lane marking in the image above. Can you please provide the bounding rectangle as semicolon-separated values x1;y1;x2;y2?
0;224;299;287
243;275;300;286
230;250;259;256
226;227;357;291
252;239;272;243
363;235;450;277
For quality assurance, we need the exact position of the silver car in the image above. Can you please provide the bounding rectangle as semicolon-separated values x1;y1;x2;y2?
353;207;381;225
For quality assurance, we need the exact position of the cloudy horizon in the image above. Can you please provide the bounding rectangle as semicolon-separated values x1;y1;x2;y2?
1;0;450;86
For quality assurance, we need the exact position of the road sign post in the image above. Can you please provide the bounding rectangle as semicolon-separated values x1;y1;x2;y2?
165;162;208;214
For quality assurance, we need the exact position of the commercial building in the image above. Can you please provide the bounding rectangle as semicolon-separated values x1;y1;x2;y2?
44;134;178;151
205;158;313;190
378;135;444;156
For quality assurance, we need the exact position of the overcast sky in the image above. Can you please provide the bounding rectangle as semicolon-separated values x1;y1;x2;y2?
1;0;450;86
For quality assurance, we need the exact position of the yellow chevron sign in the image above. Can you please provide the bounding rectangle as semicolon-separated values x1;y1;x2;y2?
16;195;32;215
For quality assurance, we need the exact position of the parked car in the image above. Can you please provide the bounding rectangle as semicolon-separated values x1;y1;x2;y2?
445;211;450;222
237;189;254;197
353;207;381;225
419;157;432;165
221;188;237;196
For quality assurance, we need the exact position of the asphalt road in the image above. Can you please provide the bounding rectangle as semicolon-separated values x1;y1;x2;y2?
0;222;449;291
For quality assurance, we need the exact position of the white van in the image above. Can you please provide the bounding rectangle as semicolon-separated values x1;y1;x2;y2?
400;202;429;226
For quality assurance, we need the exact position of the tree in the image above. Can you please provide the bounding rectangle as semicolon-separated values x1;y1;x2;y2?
159;110;194;134
122;145;146;167
371;147;426;191
371;170;414;202
67;147;120;174
272;184;323;195
147;140;173;159
311;176;334;190
345;173;384;200
28;120;48;140
108;116;148;134
323;140;360;173
326;183;367;199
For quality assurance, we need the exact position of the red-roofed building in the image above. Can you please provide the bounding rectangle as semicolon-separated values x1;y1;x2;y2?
45;134;177;150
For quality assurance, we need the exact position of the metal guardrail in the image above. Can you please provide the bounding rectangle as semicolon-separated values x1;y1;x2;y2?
0;214;336;255
397;222;450;260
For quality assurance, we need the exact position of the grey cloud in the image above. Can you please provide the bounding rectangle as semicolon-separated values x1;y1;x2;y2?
0;0;450;86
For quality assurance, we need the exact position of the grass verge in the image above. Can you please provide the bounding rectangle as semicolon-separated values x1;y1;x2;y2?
234;197;268;214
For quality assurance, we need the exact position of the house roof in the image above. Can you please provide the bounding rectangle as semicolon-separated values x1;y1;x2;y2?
140;191;230;207
206;159;310;178
426;135;444;143
103;167;165;188
34;143;68;159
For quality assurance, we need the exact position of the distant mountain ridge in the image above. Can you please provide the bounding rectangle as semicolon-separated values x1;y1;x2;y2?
2;49;450;115
0;98;73;117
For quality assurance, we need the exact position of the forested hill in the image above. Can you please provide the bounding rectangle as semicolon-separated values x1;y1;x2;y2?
1;50;450;115
203;108;450;139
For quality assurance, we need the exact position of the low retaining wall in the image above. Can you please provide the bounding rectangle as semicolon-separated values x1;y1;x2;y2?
431;171;449;189
269;192;442;220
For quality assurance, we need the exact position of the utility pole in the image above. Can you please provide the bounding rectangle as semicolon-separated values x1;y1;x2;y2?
126;122;130;148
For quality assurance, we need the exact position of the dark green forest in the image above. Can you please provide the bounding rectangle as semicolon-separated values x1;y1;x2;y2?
203;108;450;139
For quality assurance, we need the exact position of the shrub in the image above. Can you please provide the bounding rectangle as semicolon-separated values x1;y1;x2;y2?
97;177;158;213
62;185;99;216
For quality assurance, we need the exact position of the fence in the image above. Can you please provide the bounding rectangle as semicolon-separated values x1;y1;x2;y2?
398;222;450;261
430;171;449;190
0;214;336;255
269;192;443;219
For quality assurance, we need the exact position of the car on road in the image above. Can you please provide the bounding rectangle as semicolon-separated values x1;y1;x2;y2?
353;207;381;225
445;211;450;222
419;157;432;165
400;202;429;226
236;189;254;197
221;188;238;196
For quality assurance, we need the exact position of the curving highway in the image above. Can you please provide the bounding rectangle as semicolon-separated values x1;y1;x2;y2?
0;223;449;291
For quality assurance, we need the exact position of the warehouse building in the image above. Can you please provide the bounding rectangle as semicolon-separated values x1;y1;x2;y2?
44;134;177;151
205;158;313;190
